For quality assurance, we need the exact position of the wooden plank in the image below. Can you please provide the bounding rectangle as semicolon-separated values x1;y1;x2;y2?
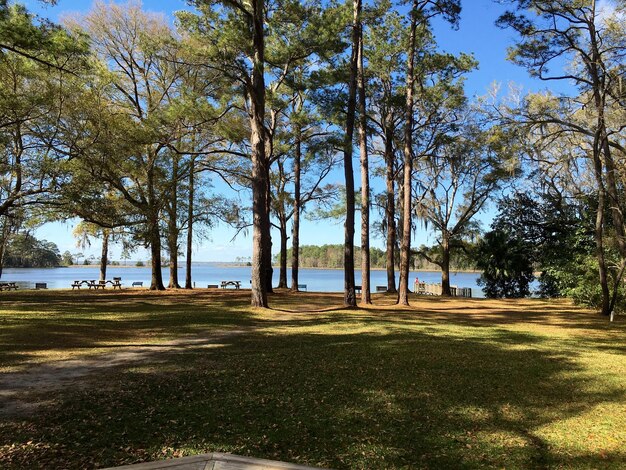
103;452;329;470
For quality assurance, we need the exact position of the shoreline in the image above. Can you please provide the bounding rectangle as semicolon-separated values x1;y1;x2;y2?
267;266;480;274
5;264;479;274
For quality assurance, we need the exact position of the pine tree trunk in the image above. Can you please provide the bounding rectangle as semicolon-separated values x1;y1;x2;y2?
357;14;371;304
590;130;611;315
0;219;10;280
398;2;418;306
290;122;302;291
278;216;288;288
168;155;180;289
343;0;360;307
168;229;180;288
384;116;397;294
99;230;109;281
147;154;165;291
264;171;274;293
595;183;610;316
588;15;621;315
588;12;626;262
149;217;165;291
250;0;269;308
185;156;194;289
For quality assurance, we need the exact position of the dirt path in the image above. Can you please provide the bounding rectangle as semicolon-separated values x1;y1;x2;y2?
0;329;248;417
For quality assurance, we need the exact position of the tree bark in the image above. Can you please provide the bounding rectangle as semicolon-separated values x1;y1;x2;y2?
0;218;10;280
601;140;626;257
384;115;397;294
587;5;626;262
587;7;622;315
168;154;180;289
167;228;180;288
278;216;288;288
264;168;274;294
99;230;109;281
595;178;610;316
343;0;360;307
590;123;611;315
185;155;194;289
250;0;269;308
398;2;418;306
357;13;371;305
147;152;165;291
441;234;451;297
149;216;165;291
290;121;302;291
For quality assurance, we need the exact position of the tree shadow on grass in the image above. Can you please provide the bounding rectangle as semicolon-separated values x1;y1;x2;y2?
0;290;263;365
1;324;624;469
2;289;625;373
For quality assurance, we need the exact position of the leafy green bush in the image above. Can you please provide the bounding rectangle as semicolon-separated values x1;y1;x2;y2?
476;230;534;298
547;254;625;312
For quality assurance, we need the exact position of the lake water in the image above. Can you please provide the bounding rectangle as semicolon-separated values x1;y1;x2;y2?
0;264;484;297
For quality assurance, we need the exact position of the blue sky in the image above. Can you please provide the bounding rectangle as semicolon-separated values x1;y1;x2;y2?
23;0;560;262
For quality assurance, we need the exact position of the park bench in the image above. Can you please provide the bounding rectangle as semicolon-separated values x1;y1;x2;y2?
132;281;143;287
355;285;362;294
35;282;47;290
0;282;18;291
297;284;307;291
207;284;219;288
376;285;386;293
221;280;241;289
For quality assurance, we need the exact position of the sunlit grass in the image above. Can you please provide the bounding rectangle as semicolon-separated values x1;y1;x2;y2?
0;289;625;469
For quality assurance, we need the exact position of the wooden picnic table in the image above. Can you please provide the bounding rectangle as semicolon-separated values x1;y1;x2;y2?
72;279;122;290
220;280;241;289
100;280;122;289
0;282;19;291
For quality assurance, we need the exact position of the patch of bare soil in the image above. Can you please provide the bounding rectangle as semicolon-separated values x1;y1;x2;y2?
0;329;247;417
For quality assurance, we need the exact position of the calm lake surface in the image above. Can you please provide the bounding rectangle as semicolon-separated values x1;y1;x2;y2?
1;264;484;297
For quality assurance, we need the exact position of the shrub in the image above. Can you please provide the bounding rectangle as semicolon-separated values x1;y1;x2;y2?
476;230;534;298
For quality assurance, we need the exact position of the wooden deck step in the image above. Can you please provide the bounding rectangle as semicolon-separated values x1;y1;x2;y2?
104;452;329;470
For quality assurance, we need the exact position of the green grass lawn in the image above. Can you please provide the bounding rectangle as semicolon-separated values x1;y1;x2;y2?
0;289;625;469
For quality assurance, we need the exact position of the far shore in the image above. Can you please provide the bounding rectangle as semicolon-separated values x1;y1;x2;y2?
11;264;481;274
59;264;147;269
277;266;481;274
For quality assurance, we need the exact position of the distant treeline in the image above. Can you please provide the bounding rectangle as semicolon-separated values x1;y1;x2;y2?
280;244;477;271
2;234;61;268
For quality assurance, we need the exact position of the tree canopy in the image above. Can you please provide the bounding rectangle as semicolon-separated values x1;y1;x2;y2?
0;0;624;316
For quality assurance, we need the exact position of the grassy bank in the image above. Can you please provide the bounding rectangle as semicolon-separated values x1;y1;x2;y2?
0;290;624;469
